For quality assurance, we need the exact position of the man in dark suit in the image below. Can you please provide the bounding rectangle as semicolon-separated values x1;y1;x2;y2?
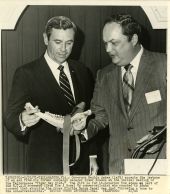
72;14;166;174
5;16;98;174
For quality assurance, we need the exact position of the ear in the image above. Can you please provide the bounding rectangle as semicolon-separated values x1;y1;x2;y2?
43;33;48;46
131;34;138;46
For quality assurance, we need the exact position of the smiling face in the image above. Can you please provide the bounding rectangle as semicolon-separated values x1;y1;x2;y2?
43;28;75;64
103;22;138;66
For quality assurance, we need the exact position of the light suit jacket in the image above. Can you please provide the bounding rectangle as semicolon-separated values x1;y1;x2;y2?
87;49;167;174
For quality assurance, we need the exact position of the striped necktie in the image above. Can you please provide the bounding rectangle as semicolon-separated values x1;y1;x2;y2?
122;64;134;114
58;65;75;107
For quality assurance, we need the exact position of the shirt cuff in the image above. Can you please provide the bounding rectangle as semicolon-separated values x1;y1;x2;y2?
89;155;97;158
19;113;27;131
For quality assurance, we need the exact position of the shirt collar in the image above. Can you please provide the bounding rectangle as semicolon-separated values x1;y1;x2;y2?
44;51;68;70
130;45;143;70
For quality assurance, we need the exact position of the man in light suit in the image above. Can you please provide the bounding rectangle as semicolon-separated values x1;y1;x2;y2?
5;16;98;174
72;14;167;174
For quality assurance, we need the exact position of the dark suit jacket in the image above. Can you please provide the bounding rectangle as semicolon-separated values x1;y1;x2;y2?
87;49;167;174
5;56;96;174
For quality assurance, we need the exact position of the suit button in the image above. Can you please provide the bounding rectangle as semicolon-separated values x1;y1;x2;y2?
127;127;133;131
128;148;132;152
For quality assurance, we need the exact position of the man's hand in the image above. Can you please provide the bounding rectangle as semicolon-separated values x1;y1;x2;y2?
21;104;40;127
89;157;99;175
70;110;91;135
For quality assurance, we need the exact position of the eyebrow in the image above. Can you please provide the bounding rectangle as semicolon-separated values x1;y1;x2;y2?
103;39;117;43
54;39;74;42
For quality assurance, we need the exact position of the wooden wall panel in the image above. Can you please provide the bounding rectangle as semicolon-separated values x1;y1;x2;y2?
22;6;39;64
37;6;50;57
2;5;166;174
83;7;102;75
69;6;86;64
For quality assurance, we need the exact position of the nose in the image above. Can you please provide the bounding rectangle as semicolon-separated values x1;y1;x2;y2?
61;43;66;52
105;42;113;53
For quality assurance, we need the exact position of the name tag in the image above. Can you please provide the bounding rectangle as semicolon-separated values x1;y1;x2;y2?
145;90;161;104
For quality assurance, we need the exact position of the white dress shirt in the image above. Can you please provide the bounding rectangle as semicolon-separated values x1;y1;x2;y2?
121;45;143;86
44;51;75;101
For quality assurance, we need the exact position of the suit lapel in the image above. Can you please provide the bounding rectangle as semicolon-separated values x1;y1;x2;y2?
68;61;81;104
129;49;154;120
107;65;128;119
38;57;61;91
37;57;70;107
38;58;83;108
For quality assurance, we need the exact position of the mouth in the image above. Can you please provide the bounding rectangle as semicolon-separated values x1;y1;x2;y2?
58;54;67;58
109;54;116;58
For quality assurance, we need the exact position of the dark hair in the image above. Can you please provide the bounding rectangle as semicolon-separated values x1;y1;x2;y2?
104;14;141;42
45;16;77;39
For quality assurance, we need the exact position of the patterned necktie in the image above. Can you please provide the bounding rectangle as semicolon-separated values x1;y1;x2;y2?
122;64;134;114
58;65;75;107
